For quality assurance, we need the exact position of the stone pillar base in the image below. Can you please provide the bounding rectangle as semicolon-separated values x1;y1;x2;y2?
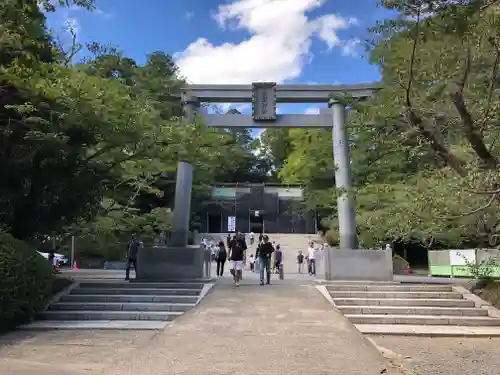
136;245;205;281
323;248;393;281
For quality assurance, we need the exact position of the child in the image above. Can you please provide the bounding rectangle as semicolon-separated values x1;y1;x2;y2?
249;253;255;271
297;250;305;274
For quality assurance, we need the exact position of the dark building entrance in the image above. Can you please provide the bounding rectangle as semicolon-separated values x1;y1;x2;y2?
197;183;318;234
206;213;222;233
249;210;264;233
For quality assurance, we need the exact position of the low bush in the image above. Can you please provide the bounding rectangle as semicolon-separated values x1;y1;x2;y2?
0;233;55;332
473;279;500;309
392;254;409;274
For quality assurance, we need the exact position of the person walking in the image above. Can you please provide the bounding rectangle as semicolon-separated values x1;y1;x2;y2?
249;231;255;245
227;233;231;248
307;241;317;276
216;241;227;277
297;250;305;274
228;232;247;286
274;244;282;274
271;241;277;273
125;234;141;281
257;235;274;285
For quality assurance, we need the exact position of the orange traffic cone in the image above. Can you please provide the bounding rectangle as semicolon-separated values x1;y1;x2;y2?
72;261;79;271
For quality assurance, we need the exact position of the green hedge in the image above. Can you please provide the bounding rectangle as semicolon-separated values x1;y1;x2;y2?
0;233;55;332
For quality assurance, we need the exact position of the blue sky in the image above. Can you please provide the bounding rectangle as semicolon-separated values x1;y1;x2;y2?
45;0;393;126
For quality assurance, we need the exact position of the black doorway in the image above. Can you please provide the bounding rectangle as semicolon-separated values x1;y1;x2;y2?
249;210;264;233
207;213;222;233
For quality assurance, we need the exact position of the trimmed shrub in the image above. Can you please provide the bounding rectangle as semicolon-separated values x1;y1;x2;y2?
0;233;55;332
392;254;409;274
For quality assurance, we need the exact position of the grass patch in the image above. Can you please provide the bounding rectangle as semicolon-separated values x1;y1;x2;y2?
474;279;500;309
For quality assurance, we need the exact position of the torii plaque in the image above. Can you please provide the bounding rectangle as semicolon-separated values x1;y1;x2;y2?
252;82;277;121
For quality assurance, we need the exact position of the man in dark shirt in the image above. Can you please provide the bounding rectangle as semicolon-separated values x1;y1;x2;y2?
228;232;247;286
125;234;141;281
257;235;274;285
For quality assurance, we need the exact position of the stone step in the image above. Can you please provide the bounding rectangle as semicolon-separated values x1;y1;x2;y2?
345;314;500;326
326;285;452;292
354;324;500;337
60;294;199;304
20;320;170;330
328;291;462;299
319;280;400;285
49;302;195;312
71;288;201;296
337;305;488;316
78;282;205;289
332;298;475;308
39;310;184;321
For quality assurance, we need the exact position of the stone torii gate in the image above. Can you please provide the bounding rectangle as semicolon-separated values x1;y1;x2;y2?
181;82;394;281
136;82;393;282
181;82;378;250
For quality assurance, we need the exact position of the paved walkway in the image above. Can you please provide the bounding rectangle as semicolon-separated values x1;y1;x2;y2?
101;278;403;375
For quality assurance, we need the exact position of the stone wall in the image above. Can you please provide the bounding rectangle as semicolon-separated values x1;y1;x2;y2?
323;248;393;281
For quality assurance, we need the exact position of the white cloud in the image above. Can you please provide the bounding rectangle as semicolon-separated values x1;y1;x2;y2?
63;17;80;37
185;11;195;22
340;38;361;57
313;14;358;50
58;6;113;39
175;0;359;84
94;8;114;20
304;107;320;115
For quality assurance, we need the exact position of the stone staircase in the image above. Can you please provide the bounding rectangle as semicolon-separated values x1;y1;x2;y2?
324;281;500;336
23;280;210;330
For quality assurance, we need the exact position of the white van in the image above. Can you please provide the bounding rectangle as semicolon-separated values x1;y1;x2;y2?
37;251;69;265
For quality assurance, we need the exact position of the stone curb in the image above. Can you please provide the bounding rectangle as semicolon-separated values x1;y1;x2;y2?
314;279;399;285
315;285;339;310
42;279;80;312
452;285;500;318
196;283;215;305
357;324;500;337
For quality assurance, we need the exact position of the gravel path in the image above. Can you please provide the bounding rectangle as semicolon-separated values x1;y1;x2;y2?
369;335;500;375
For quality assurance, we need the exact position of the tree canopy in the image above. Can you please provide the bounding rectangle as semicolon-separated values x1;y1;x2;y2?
258;0;500;249
3;0;500;257
0;0;272;258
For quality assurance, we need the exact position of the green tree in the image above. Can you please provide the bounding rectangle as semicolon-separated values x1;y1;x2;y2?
341;0;500;247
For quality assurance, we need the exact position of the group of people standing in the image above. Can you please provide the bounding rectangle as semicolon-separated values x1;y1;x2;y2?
296;241;323;276
212;234;327;285
213;232;282;286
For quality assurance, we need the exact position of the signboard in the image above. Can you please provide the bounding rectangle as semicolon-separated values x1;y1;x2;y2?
252;82;277;121
255;210;259;217
227;216;236;232
450;249;476;266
